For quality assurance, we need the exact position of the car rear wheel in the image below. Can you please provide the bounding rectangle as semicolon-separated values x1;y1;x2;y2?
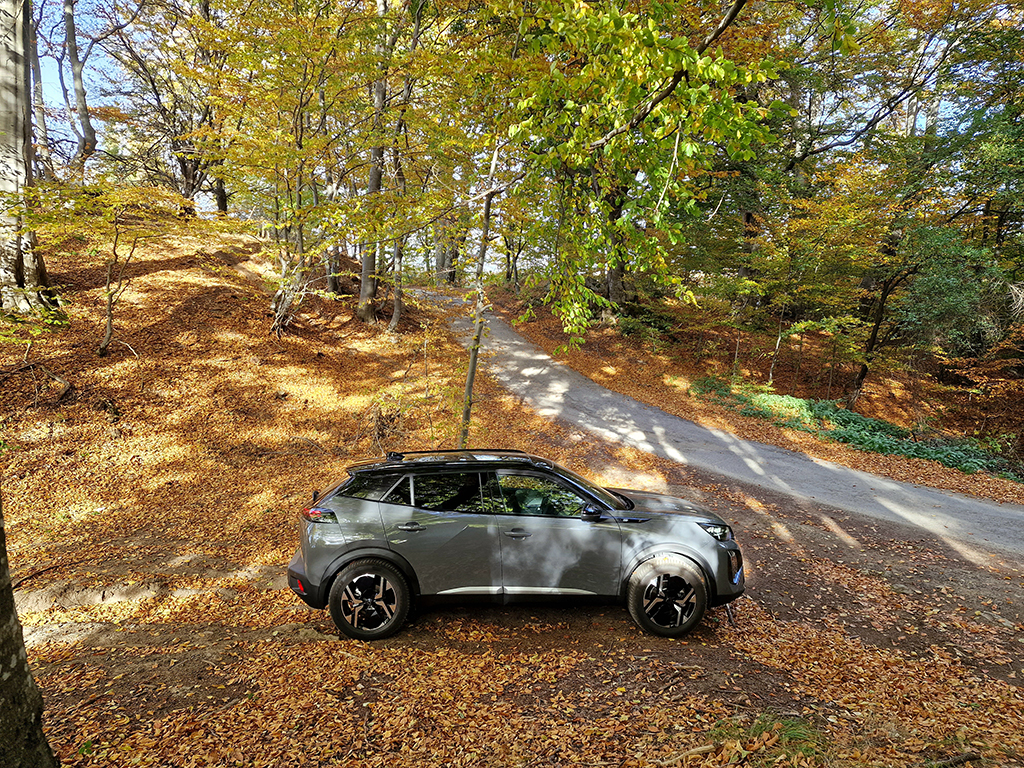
627;555;707;637
329;559;410;640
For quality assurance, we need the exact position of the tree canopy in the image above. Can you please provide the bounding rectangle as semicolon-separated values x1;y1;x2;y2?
7;0;1024;399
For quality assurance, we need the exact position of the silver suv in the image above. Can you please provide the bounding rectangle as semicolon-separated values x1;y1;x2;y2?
287;450;744;640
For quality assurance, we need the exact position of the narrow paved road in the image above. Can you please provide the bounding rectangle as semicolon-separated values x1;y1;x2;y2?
452;309;1024;561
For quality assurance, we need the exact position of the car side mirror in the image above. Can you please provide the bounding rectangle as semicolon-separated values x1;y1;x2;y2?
580;505;603;522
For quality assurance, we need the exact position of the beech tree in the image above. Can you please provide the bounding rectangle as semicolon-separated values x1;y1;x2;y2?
510;0;782;337
99;0;228;207
1;0;50;312
0;491;59;768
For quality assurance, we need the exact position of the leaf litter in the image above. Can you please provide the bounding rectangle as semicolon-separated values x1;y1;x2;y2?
1;237;1022;767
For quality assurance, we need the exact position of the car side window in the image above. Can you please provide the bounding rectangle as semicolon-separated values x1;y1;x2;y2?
381;476;412;506
495;472;588;518
413;472;483;513
339;472;403;500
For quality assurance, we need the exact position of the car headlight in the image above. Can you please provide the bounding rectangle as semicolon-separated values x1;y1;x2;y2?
698;522;733;542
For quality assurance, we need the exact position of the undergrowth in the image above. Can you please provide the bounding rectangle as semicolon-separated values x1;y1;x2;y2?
706;714;826;767
690;376;1022;482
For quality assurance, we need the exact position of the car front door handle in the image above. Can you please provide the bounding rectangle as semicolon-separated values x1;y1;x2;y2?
396;522;426;532
504;528;532;540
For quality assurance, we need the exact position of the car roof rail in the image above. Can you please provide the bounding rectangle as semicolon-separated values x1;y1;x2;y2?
382;448;531;462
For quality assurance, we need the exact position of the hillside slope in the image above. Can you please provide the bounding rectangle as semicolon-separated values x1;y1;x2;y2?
2;239;1022;768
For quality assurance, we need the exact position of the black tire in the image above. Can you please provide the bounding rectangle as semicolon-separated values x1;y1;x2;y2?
626;555;707;637
328;558;410;641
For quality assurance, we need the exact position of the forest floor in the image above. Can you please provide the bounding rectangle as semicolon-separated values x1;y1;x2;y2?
2;234;1022;768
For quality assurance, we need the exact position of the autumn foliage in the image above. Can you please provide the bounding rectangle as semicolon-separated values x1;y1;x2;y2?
2;237;1022;768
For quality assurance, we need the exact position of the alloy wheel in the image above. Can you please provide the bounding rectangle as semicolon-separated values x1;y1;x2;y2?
641;573;697;628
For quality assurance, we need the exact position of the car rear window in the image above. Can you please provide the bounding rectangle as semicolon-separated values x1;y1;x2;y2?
338;472;402;500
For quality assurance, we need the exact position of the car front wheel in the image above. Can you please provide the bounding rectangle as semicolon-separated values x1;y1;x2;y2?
627;555;707;637
329;558;410;640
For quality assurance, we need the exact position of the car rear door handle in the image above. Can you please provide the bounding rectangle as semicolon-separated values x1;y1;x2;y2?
396;522;426;532
504;528;532;540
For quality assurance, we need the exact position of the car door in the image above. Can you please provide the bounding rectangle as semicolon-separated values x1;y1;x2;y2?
490;470;622;597
380;471;502;596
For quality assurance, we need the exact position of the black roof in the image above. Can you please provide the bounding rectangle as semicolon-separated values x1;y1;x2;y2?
348;449;552;473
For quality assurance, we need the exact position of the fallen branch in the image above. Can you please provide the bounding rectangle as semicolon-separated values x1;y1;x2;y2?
13;559;87;591
658;665;704;692
39;365;73;401
288;436;329;454
657;744;717;766
1;361;74;403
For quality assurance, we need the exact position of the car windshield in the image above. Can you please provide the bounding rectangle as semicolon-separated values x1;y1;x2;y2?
554;463;632;510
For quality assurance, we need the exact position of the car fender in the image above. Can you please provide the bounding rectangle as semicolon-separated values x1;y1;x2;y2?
619;546;716;601
323;542;421;597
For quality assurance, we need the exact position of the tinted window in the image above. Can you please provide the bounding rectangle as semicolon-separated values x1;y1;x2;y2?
549;463;629;509
381;476;412;506
413;473;483;513
339;472;401;500
495;472;588;518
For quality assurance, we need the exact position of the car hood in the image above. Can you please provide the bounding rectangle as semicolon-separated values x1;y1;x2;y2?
609;489;727;525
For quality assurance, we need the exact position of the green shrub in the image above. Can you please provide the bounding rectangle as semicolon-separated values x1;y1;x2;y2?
687;380;1021;481
618;301;676;338
690;375;733;399
747;393;817;426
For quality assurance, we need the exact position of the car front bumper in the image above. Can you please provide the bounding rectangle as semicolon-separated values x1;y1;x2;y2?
709;546;744;606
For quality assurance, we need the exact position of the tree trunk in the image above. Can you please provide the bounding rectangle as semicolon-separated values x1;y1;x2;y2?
432;225;445;285
503;234;522;289
326;244;341;295
850;272;900;403
444;245;457;284
1;0;50;312
357;0;393;323
28;10;53;181
458;194;496;449
388;238;403;332
387;142;409;332
214;178;228;214
605;192;626;305
0;491;60;768
63;0;97;167
459;150;501;449
850;241;919;404
767;308;786;387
